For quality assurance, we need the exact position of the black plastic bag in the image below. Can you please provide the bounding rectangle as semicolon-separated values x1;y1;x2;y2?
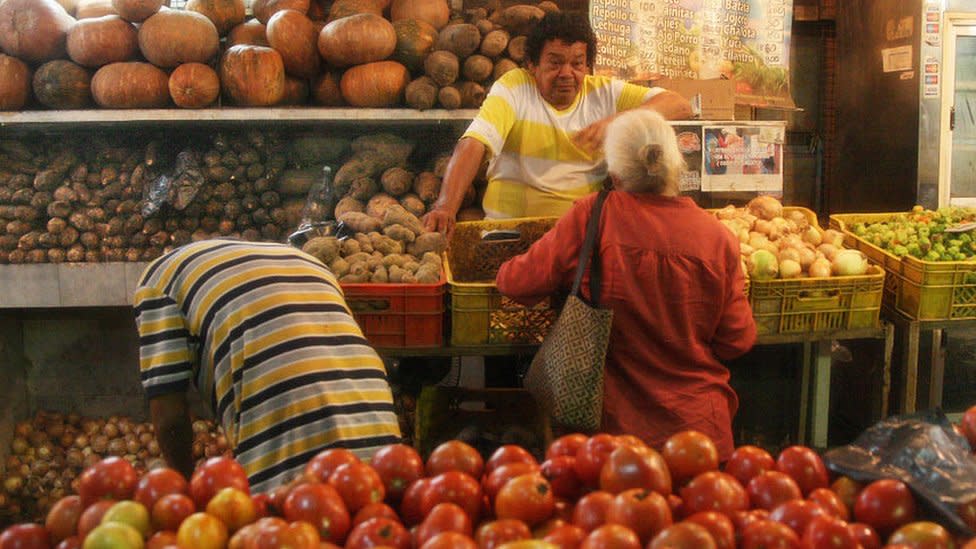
822;409;976;536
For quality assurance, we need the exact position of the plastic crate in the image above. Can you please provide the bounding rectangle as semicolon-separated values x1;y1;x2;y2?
341;275;446;348
445;217;559;346
414;386;551;460
831;212;976;320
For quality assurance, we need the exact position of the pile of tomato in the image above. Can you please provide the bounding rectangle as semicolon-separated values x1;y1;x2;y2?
3;404;976;549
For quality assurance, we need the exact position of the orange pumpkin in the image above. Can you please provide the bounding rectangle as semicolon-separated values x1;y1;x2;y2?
74;0;117;19
0;54;32;111
33;59;93;109
185;0;245;36
390;0;449;30
226;20;270;47
251;0;309;25
318;12;396;67
327;0;382;22
111;0;161;22
267;9;320;79
138;9;220;68
279;75;310;105
392;18;437;74
0;0;76;64
67;14;139;67
91;61;170;108
339;60;408;107
220;45;286;106
168;62;220;108
310;71;345;106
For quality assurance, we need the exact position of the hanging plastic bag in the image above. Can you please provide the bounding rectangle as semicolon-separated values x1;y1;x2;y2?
141;150;204;217
822;409;976;536
288;165;341;248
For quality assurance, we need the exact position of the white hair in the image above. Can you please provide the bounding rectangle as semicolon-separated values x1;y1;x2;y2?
604;109;685;194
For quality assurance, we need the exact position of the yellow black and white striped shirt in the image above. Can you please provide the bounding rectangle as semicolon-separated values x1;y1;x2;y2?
134;239;401;492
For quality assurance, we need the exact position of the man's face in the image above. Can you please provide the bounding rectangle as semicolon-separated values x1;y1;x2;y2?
529;39;588;109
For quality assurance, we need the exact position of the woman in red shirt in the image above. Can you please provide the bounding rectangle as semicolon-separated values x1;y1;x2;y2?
496;109;757;459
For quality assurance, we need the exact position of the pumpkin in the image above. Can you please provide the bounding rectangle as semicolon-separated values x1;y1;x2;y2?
220;44;285;106
168;62;219;108
339;60;408;107
33;59;92;109
0;0;76;64
390;0;449;30
0;54;32;111
185;0;245;36
251;0;309;25
111;0;161;22
327;0;382;22
91;61;170;108
138;10;220;68
74;0;117;18
67;15;139;67
55;0;79;16
267;9;320;79
226;20;270;47
310;71;345;106
318;12;395;67
279;75;310;105
391;18;437;74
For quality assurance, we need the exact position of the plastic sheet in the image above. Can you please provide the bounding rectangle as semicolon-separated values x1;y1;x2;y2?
822;409;976;536
288;166;340;248
141;150;204;217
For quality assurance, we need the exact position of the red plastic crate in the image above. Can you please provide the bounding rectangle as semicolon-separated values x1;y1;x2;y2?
341;275;446;348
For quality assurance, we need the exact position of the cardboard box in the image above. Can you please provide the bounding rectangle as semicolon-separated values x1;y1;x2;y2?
654;78;737;121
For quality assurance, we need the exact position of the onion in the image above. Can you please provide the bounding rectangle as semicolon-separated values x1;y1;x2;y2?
108;438;127;456
787;210;809;229
802;226;822;246
91;435;108;454
59;432;74;448
832;249;869;276
747;195;783;220
11;437;29;455
3;475;24;495
148;440;161;456
778;248;801;264
5;456;21;470
126;438;141;455
192;420;210;434
103;423;119;438
780;259;802;278
748;249;779;280
46;422;66;439
817;243;839;261
809;257;832;278
823;229;845;248
67;413;81;426
74;434;89;449
14;421;33;439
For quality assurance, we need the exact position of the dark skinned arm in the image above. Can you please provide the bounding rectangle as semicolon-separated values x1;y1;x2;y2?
422;137;487;239
149;392;195;480
572;89;695;152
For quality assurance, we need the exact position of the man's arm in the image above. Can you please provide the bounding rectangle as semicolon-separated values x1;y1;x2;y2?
423;137;487;238
572;89;694;152
149;392;195;479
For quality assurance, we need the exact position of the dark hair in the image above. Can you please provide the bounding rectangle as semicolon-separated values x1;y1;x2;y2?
525;11;597;68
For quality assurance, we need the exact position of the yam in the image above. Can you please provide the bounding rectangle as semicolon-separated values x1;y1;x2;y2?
399;193;425;217
462;54;493;82
276;168;319;195
437;85;460;109
413;171;441;203
382;204;425;234
507;35;527;62
330;256;350;277
350;134;414;166
538;1;559;13
380;167;413;197
384;223;415;242
354;232;374;253
366;193;400;219
382;253;409;268
333;196;364;219
432;154;451;177
479;29;509;58
435;23;481;58
409;231;446;256
334;156;382;189
457;80;485;108
371;264;389;283
339;211;382;233
388;264;405;282
341;238;361;255
424;50;458;87
347;177;378;201
405;75;438;110
415;262;440;283
302;236;340;264
370;233;402;255
288;135;350;167
421;251;442;267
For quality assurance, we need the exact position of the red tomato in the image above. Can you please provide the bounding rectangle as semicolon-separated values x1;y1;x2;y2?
961;539;976;549
800;514;856;549
740;519;800;549
421;471;483;524
598;444;671;496
574;435;620;488
547;433;588;460
54;537;81;549
485;445;539;475
414;502;472;547
352;502;399;526
475;518;532;549
660;430;720;487
580;524;641;549
807;487;850;521
746;470;802;510
134;468;188;511
246;517;317;549
398;478;430;527
344;517;411;549
151;493;196;532
847;522;881;549
368;444;424;503
888;521;954;549
494;473;555;527
683;511;735;549
426;440;484;478
250;492;271;519
852;479;916;538
483;463;541;502
77;500;116;540
541;456;583;501
679;471;748;516
188;456;250;509
960;404;976;449
419;531;478;549
774;446;829;496
44;495;82;544
146;530;178;549
0;524;50;549
328;461;386;513
730;509;771;545
829;476;863;513
288;521;321;548
571;491;613;532
543;523;587;549
603;488;671;544
647;522;717;549
176;511;229;549
77;457;139;507
304;448;360;484
724;445;775;486
281;482;351;544
768;499;828;536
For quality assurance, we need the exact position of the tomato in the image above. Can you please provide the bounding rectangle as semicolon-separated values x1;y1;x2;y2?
77;457;139;507
281;481;351;544
730;509;770;545
579;524;641;549
188;456;250;509
81;522;143;549
419;531;478;549
246;517;317;549
723;445;775;486
598;444;671;496
77;500;116;540
574;435;620;488
679;471;748;516
746;470;802;510
288;520;321;548
829;476;862;513
768;499;828;536
414;502;473;547
328;461;386;513
960;404;976;449
571;491;613;532
250;492;271;520
540;457;583;501
660;430;720;487
345;517;411;549
54;537;81;549
740;519;800;549
547;434;588;460
647;522;717;549
368;444;424;503
847;522;881;549
134;468;188;511
101;500;151;539
614;435;647;448
807;487;849;521
683;511;735;549
399;478;430;527
426;440;484;479
483;463;541;502
151;493;195;532
494;473;555;527
45;495;83;543
603;488;671;545
352;502;400;526
961;539;976;549
774;446;829;496
800;514;856;549
421;472;483;523
486;445;539;475
176;512;229;549
666;493;684;519
852;479;916;538
304;448;361;484
146;530;178;549
0;524;51;549
204;487;256;533
542;523;586;549
475;519;533;549
888;521;954;549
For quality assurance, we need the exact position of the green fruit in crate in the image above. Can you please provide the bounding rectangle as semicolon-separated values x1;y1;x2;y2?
852;206;976;260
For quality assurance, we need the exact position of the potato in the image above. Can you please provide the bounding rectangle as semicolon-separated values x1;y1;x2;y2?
435;23;482;58
341;238;361;256
493;58;519;80
463;54;493;82
413;171;441;203
372;264;389;283
457;81;486;108
354;233;374;253
334;196;365;219
409;231;447;256
405;76;438;111
507;35;527;63
492;5;544;36
480;29;509;58
382;204;425;234
380;167;414;197
366;193;400;219
348;177;378;201
330;256;350;277
384;223;416;242
437;85;461;109
339;211;382;233
370;232;403;255
399;193;425;217
302;236;340;264
424;50;459;86
415;262;441;283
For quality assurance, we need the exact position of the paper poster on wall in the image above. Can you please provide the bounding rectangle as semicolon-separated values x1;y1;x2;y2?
674;125;704;191
590;0;795;108
700;125;784;192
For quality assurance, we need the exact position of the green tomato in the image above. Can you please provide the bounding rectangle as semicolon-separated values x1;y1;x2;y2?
926;251;941;261
892;245;909;257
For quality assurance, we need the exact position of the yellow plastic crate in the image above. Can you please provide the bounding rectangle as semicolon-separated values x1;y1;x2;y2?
831;212;976;320
446;217;559;346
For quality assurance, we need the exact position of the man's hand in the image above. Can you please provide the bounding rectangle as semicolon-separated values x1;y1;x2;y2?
573;116;614;153
423;206;457;240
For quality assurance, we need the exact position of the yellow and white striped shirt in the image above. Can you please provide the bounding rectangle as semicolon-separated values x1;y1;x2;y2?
463;69;661;218
134;240;400;493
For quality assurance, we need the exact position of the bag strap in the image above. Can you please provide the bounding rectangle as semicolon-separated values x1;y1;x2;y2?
570;189;609;305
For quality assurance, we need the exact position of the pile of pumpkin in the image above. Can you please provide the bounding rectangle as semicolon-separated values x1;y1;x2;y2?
0;0;557;110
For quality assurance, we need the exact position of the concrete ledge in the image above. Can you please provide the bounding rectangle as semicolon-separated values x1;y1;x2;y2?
0;262;149;308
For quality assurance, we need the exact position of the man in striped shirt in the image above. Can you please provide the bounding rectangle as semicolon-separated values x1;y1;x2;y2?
134;239;401;493
424;11;693;236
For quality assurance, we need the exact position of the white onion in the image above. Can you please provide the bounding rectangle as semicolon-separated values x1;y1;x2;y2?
780;259;802;278
832;249;869;276
809;258;832;278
